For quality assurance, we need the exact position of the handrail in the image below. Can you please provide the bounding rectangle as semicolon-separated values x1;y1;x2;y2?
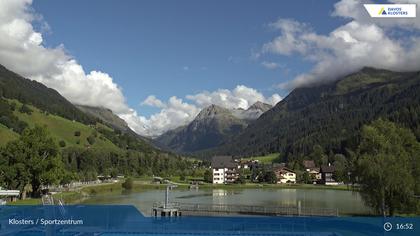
163;202;338;216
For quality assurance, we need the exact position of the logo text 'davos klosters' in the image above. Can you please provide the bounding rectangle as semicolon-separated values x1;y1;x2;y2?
364;4;416;18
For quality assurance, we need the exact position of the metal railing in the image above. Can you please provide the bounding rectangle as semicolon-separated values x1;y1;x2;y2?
170;202;338;217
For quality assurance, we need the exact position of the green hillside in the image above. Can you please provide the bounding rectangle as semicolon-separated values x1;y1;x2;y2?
243;153;280;164
211;68;420;158
0;64;95;125
7;99;120;151
0;123;18;146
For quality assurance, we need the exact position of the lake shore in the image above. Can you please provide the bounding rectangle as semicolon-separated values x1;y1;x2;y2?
8;180;355;206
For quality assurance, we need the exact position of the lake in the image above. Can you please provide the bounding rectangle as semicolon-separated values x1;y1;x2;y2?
81;188;372;216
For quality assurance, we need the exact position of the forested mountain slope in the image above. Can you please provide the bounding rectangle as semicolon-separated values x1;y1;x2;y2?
212;68;420;158
0;64;94;124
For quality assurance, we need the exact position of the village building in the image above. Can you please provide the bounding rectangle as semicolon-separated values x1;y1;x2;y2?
273;166;296;184
303;160;322;182
320;164;338;185
211;156;239;184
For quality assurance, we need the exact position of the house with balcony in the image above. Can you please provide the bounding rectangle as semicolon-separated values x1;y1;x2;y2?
303;160;321;183
273;166;296;184
211;156;239;184
320;164;338;185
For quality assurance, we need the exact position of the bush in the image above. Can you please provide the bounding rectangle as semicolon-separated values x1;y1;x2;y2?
74;131;81;136
10;102;16;111
236;174;246;184
204;169;212;183
76;140;80;145
19;104;33;115
122;178;134;190
180;172;187;181
59;140;66;147
87;135;96;145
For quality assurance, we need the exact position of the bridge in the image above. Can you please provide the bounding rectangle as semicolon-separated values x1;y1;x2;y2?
153;202;338;217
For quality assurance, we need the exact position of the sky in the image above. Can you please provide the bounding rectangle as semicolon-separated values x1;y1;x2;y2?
0;0;419;137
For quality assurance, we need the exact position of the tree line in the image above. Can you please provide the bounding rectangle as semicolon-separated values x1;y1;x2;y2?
0;126;193;198
285;119;420;216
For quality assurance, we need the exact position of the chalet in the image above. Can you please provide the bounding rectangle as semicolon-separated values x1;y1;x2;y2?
303;160;321;182
303;160;316;171
239;160;254;169
320;164;338;185
211;156;239;184
273;167;296;184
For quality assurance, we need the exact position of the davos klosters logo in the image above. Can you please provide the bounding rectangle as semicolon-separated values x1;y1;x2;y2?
364;4;416;18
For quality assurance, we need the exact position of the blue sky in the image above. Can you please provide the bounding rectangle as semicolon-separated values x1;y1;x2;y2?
32;0;342;116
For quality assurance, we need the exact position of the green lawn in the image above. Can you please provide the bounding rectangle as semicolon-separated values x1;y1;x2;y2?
8;99;120;151
243;153;280;164
7;198;41;205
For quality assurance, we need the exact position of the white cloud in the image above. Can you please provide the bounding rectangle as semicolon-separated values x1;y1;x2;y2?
0;0;130;114
0;0;282;137
261;0;420;89
262;19;311;56
267;94;282;105
123;96;201;137
186;85;281;110
134;85;282;136
141;95;166;108
261;61;281;69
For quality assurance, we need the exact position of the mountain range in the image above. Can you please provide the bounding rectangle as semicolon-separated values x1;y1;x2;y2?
155;67;420;159
1;63;419;160
0;64;154;152
155;102;272;153
75;105;130;133
210;67;420;158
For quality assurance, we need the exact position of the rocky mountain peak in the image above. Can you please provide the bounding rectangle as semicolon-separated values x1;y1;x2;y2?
247;101;272;112
195;104;231;120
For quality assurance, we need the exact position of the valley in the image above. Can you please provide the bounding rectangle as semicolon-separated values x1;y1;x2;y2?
0;64;419;217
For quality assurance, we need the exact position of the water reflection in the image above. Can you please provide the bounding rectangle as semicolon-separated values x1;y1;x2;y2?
212;189;228;197
81;188;372;215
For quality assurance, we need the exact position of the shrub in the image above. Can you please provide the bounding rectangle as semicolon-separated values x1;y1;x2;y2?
87;135;96;145
122;178;134;190
74;131;81;136
19;104;33;115
204;169;212;183
180;172;187;181
59;140;66;147
10;102;16;111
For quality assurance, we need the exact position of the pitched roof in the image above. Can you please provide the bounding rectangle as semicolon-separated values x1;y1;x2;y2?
211;156;237;169
308;168;320;173
273;166;295;173
303;160;316;169
272;163;286;169
321;165;335;173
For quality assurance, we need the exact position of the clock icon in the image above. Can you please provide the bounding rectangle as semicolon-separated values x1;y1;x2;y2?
384;222;393;232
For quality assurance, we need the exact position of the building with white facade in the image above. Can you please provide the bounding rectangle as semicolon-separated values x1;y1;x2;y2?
273;167;296;184
211;156;239;184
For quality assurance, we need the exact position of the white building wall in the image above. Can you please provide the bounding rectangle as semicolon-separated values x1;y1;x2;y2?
212;168;225;184
277;172;296;184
